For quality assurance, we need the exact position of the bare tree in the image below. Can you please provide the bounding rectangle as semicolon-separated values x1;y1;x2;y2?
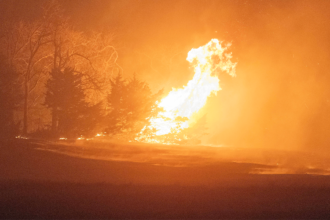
45;1;120;132
0;19;53;134
0;0;120;135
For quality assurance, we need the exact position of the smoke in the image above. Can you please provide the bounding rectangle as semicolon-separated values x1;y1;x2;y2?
89;0;330;157
195;1;330;154
3;0;330;170
64;0;330;173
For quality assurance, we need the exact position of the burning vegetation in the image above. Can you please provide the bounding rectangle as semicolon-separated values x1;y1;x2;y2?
0;1;237;145
137;39;236;144
41;38;237;144
2;1;330;218
1;0;330;175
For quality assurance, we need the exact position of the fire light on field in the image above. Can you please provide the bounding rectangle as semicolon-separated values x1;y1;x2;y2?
139;39;236;142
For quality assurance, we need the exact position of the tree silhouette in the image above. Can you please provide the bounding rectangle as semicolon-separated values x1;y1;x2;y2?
125;74;163;133
107;73;127;134
0;56;22;139
44;67;102;138
107;73;162;137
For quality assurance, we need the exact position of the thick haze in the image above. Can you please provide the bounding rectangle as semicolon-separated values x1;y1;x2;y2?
2;0;330;152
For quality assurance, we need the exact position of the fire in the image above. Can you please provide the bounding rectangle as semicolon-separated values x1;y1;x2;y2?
139;39;236;142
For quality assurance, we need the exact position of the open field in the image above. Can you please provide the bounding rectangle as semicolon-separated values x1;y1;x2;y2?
28;138;330;175
1;139;330;218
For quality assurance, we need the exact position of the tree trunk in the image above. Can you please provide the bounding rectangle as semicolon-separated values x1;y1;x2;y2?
51;107;58;133
23;78;28;135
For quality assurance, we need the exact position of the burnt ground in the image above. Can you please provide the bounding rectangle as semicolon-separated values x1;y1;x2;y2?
0;139;330;219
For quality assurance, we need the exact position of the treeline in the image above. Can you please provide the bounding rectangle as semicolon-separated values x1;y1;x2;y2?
0;1;162;140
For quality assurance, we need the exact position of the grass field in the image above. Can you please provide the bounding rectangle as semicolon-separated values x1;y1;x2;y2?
1;139;330;218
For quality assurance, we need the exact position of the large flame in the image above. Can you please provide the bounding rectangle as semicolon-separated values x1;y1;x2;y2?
140;39;236;142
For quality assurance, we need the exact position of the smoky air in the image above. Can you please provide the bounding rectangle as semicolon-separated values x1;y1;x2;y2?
0;0;330;219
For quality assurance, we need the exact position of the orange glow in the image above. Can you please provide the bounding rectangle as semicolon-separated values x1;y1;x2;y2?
138;39;236;143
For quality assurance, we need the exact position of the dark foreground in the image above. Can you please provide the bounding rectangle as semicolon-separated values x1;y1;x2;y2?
1;140;330;219
1;180;330;219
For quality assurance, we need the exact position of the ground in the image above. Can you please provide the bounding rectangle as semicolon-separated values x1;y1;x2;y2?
0;139;330;218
